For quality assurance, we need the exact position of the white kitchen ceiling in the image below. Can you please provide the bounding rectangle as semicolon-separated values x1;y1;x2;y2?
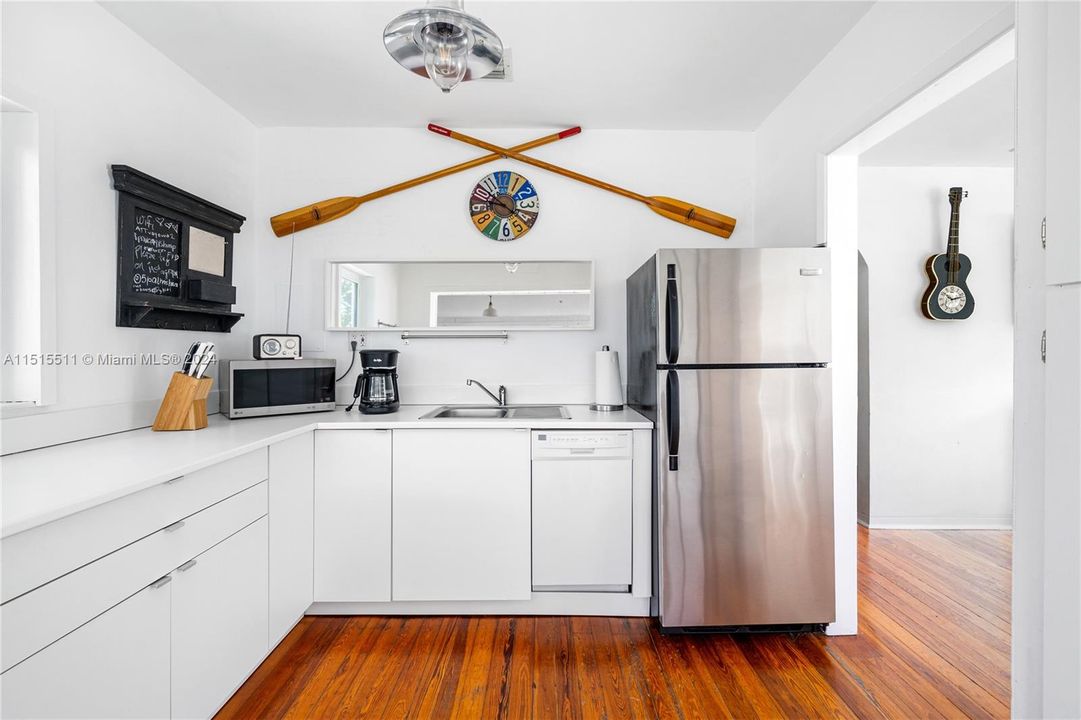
101;1;872;130
861;61;1016;167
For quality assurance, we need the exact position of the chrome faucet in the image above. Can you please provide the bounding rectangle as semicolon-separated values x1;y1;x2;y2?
466;378;506;406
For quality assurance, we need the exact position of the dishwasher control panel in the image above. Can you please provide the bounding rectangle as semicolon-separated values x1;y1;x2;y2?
532;431;631;458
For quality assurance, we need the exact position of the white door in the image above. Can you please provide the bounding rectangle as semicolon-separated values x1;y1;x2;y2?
393;429;531;601
171;518;269;720
1044;0;1081;285
313;430;392;601
0;581;171;719
1044;283;1081;714
269;432;314;643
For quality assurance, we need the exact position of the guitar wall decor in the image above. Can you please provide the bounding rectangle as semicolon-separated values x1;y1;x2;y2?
922;187;974;320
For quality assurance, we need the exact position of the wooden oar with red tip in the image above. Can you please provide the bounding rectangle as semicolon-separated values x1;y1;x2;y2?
270;126;582;237
427;124;736;238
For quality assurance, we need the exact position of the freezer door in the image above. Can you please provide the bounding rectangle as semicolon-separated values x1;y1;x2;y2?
656;248;831;365
656;367;835;628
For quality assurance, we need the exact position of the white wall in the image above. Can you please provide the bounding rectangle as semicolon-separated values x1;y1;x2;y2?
256;127;755;405
0;2;259;453
755;1;1012;248
859;166;1013;528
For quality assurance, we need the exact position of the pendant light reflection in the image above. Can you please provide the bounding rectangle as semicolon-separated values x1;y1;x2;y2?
384;0;503;94
482;295;498;318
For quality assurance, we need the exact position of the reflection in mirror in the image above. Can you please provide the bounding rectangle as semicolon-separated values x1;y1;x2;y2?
327;261;593;331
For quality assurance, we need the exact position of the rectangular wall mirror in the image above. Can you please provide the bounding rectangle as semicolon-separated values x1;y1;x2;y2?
326;260;594;331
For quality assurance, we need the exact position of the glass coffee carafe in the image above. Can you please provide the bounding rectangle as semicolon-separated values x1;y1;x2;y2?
355;349;400;414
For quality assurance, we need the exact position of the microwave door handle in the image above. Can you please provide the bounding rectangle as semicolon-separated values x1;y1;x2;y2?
666;370;680;471
665;264;679;365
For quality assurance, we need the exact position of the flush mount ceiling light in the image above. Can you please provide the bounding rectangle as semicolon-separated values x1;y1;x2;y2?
383;0;504;94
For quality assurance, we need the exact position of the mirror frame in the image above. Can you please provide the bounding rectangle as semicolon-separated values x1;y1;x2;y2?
324;259;596;332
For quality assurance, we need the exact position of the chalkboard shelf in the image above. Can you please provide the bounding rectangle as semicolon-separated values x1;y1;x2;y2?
112;165;246;332
120;298;245;332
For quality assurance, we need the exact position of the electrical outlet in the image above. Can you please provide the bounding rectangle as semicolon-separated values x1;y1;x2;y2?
349;332;366;348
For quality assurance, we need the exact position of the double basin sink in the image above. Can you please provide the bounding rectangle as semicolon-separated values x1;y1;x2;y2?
420;405;570;420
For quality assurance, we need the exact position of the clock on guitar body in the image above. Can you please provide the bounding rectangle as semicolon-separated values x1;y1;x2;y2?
922;187;974;320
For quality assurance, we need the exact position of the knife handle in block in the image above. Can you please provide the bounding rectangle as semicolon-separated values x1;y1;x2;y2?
152;372;214;431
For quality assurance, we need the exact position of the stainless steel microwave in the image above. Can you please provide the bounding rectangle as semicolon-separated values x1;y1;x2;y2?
222;358;336;419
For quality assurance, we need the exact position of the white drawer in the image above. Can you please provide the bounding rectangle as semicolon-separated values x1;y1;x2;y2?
2;449;267;603
1;481;267;674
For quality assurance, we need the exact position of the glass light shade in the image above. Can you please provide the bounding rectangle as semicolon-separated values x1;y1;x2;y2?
482;296;498;317
419;21;472;93
383;1;503;94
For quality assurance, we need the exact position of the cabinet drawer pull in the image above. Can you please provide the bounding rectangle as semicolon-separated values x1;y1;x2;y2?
177;559;198;572
150;575;172;589
164;520;186;533
164;475;185;484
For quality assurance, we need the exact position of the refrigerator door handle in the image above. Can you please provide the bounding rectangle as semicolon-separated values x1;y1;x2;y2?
666;370;680;471
665;264;679;364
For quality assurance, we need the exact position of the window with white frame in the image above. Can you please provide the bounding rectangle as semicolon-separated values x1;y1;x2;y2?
1;98;43;405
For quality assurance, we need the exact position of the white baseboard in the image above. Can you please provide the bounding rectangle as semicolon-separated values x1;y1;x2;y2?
867;515;1012;530
1;391;221;455
309;592;651;617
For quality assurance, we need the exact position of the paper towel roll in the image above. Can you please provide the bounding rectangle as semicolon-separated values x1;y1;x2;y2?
592;345;624;411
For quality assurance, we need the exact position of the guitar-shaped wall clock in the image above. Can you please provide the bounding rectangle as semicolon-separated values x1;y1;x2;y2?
922;187;974;320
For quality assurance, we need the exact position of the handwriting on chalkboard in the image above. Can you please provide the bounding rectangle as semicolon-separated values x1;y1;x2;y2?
132;210;181;296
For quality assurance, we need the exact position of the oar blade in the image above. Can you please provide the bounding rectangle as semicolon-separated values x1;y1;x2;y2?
649;196;737;238
270;196;362;237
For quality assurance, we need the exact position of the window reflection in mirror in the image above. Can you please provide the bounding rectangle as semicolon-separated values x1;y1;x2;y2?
326;261;594;331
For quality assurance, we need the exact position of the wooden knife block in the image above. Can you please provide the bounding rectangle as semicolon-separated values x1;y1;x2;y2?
152;372;213;431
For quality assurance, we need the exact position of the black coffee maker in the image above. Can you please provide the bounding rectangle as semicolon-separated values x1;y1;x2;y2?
350;349;400;414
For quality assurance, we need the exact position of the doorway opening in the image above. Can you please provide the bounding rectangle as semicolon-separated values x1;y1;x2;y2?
825;26;1016;683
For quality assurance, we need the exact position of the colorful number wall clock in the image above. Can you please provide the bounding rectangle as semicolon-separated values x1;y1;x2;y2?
469;171;540;241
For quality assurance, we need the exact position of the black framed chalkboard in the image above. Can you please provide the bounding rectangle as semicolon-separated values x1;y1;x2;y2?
131;209;181;296
112;166;246;332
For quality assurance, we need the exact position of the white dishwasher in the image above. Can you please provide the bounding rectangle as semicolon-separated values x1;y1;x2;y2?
531;431;633;592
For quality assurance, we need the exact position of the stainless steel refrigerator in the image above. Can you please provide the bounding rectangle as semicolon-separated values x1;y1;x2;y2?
627;248;834;631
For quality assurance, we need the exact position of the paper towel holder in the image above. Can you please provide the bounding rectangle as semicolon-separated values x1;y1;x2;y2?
590;344;625;412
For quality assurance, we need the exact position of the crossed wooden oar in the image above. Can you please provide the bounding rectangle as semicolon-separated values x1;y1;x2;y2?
269;125;736;239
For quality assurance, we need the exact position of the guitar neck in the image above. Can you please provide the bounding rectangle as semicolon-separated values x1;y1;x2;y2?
947;202;961;258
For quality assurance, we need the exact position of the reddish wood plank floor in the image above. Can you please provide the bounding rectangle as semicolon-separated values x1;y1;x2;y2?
218;527;1011;719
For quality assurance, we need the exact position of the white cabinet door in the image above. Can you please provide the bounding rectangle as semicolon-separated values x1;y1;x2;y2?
0;581;171;720
314;430;392;601
172;517;269;720
269;432;314;643
1045;0;1081;285
393;429;531;601
1043;284;1081;715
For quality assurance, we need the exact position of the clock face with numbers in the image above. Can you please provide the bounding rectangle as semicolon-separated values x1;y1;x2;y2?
469;171;539;241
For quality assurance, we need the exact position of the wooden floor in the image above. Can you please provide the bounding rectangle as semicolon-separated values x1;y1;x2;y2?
218;527;1011;719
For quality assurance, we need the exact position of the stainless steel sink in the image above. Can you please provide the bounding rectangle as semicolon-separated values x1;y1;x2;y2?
420;405;570;420
429;406;509;419
506;405;570;419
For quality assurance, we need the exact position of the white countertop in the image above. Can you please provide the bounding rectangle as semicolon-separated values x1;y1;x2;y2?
0;405;652;538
